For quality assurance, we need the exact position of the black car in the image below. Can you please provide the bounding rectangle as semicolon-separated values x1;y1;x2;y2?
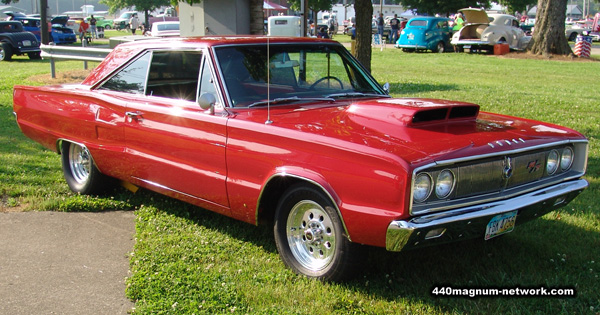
0;21;41;61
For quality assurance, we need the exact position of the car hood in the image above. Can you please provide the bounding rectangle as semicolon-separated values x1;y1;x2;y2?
51;16;69;25
459;8;490;24
264;98;584;166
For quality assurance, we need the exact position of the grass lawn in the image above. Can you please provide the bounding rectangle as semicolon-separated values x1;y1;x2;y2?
1;49;598;314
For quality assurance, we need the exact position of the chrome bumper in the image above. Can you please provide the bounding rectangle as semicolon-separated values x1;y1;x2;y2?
386;179;588;251
396;44;427;49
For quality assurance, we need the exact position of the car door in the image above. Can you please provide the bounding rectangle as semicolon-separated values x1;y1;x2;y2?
121;49;230;213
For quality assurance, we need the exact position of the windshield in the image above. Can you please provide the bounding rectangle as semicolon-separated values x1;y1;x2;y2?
214;44;385;107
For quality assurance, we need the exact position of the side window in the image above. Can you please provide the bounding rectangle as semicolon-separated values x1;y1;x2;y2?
146;50;202;101
198;57;217;101
99;52;150;94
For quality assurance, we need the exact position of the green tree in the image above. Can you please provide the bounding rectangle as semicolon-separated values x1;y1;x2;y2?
399;0;491;16
100;0;171;26
497;0;537;14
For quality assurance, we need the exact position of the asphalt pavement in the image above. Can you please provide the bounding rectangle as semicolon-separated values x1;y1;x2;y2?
0;211;135;314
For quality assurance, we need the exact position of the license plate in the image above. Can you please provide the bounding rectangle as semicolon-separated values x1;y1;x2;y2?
464;45;471;49
485;211;517;240
23;40;32;46
407;34;414;40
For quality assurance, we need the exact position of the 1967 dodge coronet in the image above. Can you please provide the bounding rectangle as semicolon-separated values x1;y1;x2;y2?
13;37;588;281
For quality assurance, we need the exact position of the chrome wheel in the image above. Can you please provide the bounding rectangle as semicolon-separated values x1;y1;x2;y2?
274;184;360;281
286;200;336;272
61;141;109;194
69;144;91;184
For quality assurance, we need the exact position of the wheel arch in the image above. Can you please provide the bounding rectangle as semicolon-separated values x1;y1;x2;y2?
256;169;352;242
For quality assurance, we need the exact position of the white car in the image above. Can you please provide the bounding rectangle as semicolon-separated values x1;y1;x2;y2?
148;21;180;37
451;8;531;52
565;21;600;42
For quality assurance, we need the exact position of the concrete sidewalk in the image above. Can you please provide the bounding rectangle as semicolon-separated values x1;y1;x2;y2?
0;211;135;314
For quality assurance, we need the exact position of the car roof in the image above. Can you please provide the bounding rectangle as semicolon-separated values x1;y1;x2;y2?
117;36;339;50
82;36;341;86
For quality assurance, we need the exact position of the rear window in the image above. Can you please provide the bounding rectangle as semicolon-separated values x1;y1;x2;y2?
408;20;427;27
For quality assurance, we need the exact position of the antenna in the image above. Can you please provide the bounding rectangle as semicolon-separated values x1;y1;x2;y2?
265;36;273;125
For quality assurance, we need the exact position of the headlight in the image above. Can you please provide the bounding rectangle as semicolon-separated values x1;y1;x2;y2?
560;147;574;171
435;170;455;199
547;149;559;175
413;173;433;203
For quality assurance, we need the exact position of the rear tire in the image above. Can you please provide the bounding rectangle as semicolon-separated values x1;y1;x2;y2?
0;42;13;61
61;141;109;194
274;184;360;281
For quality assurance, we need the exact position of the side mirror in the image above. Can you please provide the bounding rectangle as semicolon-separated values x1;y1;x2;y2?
382;82;390;95
198;93;216;114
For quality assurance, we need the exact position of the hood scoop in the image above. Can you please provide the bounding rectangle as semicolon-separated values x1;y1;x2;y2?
349;98;480;126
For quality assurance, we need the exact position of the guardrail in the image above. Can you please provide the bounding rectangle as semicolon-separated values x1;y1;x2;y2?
40;44;112;78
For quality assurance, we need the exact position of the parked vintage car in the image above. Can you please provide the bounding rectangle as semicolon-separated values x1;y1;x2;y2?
92;16;113;30
49;16;77;44
0;21;40;61
5;13;77;44
147;21;180;37
565;21;600;42
451;8;531;52
396;17;453;53
13;37;588;281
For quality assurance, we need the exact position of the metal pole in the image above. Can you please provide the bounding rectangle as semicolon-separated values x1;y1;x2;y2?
50;58;56;78
301;0;306;37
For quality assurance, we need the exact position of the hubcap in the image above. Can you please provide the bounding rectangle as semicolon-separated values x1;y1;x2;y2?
286;200;336;272
68;144;91;184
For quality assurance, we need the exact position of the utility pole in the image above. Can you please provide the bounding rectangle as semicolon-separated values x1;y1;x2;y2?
40;0;50;44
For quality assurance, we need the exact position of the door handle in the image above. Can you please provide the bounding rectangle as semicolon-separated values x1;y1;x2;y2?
125;111;143;122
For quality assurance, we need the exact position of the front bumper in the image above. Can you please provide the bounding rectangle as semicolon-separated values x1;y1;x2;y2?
451;40;491;46
396;44;427;50
386;179;588;251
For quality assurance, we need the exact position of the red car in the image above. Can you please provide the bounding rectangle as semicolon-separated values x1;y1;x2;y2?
13;37;588;281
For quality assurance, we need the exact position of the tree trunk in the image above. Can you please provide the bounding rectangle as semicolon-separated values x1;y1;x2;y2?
249;0;264;35
354;0;373;72
528;0;572;56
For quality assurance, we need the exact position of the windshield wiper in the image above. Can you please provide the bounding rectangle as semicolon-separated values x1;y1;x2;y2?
247;96;335;108
325;92;390;99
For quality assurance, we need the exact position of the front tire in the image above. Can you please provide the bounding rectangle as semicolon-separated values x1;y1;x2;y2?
274;184;359;281
61;141;108;194
433;41;445;53
0;42;13;61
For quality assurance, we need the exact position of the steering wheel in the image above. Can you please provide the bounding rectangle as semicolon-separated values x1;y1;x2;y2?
309;76;344;90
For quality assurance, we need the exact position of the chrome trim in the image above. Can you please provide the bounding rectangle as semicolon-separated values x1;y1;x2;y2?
387;179;588;252
256;172;351;242
409;140;588;215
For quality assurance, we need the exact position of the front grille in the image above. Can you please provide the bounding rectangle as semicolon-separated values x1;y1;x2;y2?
410;141;587;216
